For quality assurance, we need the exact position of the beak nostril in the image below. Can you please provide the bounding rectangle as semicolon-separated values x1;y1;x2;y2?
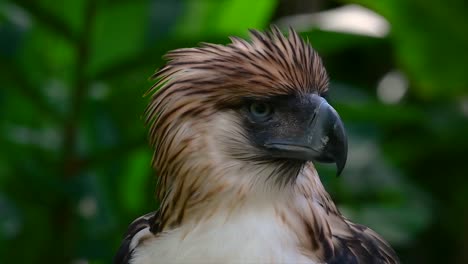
307;95;327;127
308;102;320;128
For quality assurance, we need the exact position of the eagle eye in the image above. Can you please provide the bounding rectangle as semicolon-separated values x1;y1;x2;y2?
248;102;273;120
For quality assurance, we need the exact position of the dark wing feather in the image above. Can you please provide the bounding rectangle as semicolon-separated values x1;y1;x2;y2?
114;211;160;264
328;221;400;264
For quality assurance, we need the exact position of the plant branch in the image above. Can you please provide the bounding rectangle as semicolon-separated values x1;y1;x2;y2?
0;61;60;121
13;0;78;43
49;1;96;262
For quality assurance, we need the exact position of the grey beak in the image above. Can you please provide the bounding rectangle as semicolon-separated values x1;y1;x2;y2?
264;94;348;176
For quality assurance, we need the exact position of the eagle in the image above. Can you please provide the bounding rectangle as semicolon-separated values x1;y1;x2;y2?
115;27;399;264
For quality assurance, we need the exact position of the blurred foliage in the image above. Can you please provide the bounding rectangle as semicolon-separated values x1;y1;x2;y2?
0;0;467;263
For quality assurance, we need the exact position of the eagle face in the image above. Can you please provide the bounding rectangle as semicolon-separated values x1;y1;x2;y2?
240;93;347;174
116;27;399;264
215;92;347;187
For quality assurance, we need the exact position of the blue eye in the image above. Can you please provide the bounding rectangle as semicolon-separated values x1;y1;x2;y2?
249;102;273;119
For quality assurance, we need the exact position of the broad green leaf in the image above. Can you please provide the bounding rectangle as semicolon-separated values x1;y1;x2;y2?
175;0;277;37
88;1;150;75
119;148;152;213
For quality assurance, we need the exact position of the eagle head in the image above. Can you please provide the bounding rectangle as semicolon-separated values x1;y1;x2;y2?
145;27;347;226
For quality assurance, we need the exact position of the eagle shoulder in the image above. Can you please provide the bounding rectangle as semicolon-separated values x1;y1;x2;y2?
327;219;400;264
114;211;160;264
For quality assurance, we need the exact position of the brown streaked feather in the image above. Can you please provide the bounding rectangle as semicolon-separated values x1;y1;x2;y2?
294;164;399;263
326;220;399;264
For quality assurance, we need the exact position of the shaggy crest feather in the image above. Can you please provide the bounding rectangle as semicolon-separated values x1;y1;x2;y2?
145;27;328;146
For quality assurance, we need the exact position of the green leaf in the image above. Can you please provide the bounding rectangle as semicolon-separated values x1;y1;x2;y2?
88;2;150;75
119;148;152;213
175;0;277;37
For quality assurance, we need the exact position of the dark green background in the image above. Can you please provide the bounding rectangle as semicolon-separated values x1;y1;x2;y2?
1;0;467;263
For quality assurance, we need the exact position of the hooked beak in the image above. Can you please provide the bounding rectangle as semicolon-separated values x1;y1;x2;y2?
264;94;348;176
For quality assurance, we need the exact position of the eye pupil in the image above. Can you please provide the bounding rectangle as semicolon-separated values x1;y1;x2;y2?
254;104;266;114
249;102;272;118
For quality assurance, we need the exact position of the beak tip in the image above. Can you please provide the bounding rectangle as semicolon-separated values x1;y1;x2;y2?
335;147;347;177
336;164;344;177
